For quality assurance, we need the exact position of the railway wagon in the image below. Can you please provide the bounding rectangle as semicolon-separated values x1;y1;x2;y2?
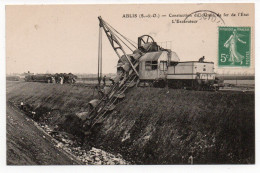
167;61;217;90
136;50;218;89
6;76;20;81
25;74;52;83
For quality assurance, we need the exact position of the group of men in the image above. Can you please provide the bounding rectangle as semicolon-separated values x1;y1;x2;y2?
48;73;77;84
51;76;64;84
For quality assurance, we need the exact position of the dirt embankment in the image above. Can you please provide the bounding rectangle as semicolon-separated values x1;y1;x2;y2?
6;102;81;165
7;82;255;164
7;82;99;147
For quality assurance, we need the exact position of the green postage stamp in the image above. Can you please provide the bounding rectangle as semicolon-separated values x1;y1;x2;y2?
218;27;251;67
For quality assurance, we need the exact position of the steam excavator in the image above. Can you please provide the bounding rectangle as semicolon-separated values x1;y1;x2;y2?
79;16;143;130
78;16;222;131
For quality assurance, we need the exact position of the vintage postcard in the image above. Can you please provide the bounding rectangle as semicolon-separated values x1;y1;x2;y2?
6;3;255;165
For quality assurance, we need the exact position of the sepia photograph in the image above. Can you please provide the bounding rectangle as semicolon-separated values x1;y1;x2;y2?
5;3;255;165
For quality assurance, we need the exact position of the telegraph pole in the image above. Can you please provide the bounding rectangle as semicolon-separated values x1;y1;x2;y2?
98;26;102;86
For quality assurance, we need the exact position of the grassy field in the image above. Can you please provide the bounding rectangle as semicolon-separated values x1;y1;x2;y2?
216;75;254;80
7;81;99;113
6;81;255;164
224;80;255;86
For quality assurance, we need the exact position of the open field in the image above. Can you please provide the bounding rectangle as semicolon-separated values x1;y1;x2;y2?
224;80;254;86
10;75;255;89
217;75;254;80
76;78;112;85
6;81;255;164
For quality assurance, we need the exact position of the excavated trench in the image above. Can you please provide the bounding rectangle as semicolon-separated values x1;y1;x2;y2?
8;100;130;165
7;82;255;164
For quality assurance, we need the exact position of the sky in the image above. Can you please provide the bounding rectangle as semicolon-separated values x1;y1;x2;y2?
6;4;255;75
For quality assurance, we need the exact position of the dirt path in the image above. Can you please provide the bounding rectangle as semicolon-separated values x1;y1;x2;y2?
6;102;82;165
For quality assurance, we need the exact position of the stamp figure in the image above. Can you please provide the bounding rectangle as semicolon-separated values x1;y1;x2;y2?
218;27;251;67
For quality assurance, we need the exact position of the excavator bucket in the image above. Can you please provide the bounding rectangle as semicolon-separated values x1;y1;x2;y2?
88;99;100;109
113;92;125;99
76;99;100;120
104;104;116;111
126;81;136;88
76;111;89;121
103;87;111;95
111;74;122;84
122;63;130;72
99;86;111;98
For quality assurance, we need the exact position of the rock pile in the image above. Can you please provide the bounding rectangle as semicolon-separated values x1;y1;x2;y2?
40;123;129;165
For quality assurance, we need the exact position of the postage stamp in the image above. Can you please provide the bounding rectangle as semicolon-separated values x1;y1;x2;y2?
218;27;251;67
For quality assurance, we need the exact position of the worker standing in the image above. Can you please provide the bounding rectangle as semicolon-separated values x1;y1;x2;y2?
199;56;205;62
109;77;115;85
103;75;106;86
52;77;56;84
20;101;24;110
60;76;64;85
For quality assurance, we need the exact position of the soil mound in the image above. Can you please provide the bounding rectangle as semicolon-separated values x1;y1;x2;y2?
91;88;254;164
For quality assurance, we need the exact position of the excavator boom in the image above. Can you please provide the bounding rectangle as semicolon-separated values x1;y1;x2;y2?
98;16;139;76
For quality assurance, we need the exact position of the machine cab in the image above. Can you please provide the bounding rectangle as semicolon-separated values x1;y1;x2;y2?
138;51;179;81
